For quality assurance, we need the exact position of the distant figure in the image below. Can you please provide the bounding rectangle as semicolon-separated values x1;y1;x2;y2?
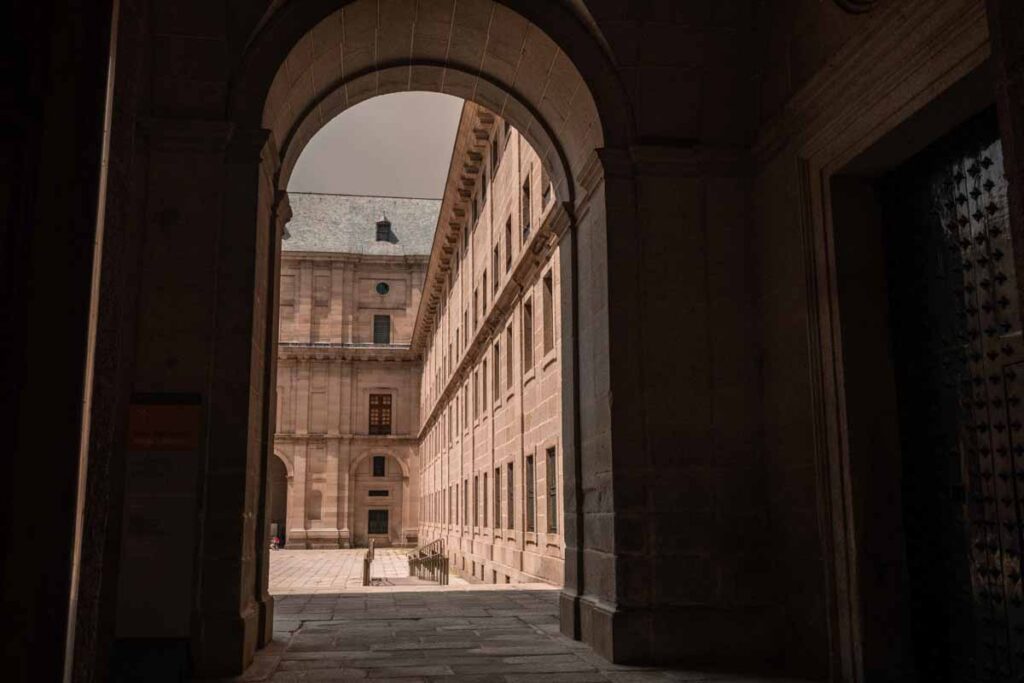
271;536;281;550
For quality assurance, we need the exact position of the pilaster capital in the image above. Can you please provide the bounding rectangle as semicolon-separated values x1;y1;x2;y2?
225;127;271;165
138;117;233;153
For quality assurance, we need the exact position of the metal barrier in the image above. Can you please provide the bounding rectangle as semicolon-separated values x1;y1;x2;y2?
407;538;449;586
362;539;375;586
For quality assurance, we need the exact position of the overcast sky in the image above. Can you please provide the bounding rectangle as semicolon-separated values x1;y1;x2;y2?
287;92;464;198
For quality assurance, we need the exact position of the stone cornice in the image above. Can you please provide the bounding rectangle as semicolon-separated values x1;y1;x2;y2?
415;203;564;440
410;102;497;354
279;252;430;267
277;343;420;363
274;433;418;446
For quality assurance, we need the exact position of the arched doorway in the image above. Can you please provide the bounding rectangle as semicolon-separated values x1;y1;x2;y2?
348;452;412;547
268;454;289;546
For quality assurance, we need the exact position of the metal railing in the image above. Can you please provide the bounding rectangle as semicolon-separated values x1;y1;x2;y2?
407;538;449;586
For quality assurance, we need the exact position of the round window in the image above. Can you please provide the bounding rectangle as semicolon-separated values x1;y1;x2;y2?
375;282;390;295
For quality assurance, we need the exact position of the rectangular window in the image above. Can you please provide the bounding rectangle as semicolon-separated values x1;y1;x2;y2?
482;168;488;203
523;298;534;371
482;271;488;311
526;455;536;532
372;455;386;477
448;487;452;524
474;475;479;526
368;395;392;435
472;196;479;227
492;246;500;293
546;447;558;532
483;472;489;527
491;136;499;169
493;342;500;401
455;483;459;524
543;270;554;354
506;325;513;390
473;289;479;328
494;467;501;529
473;370;479;418
482;360;488;412
507;463;515;530
373;314;391;344
376;222;390;241
521;174;532;239
542;164;552;207
505;218;512;272
368;509;388;534
464;381;469;424
463;479;469;525
369;489;389;497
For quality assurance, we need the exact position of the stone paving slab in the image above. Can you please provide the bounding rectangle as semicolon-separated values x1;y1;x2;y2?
215;589;820;683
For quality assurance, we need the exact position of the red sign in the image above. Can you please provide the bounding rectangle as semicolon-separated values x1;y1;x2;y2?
127;403;202;450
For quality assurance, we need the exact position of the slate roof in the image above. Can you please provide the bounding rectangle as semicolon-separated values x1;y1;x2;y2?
283;193;440;256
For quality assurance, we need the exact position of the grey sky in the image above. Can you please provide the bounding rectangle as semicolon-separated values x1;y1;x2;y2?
287;92;464;198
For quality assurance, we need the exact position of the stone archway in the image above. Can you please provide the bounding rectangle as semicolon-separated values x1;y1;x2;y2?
223;2;638;673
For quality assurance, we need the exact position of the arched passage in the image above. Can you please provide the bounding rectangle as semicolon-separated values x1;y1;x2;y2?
194;0;638;675
226;0;634;667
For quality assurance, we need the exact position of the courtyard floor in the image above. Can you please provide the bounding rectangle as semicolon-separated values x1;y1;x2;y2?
224;549;814;682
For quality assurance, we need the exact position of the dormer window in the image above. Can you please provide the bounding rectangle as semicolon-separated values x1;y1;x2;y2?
375;213;391;242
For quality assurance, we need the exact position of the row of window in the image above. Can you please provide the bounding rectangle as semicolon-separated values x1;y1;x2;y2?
422;268;556;456
424;122;553;409
421;447;558;534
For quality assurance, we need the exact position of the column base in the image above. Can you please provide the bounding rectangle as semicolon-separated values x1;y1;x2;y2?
285;528;307;549
306;528;342;548
256;593;274;648
190;603;259;677
576;595;784;669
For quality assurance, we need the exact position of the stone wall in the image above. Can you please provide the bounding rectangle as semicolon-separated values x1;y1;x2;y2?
416;106;565;585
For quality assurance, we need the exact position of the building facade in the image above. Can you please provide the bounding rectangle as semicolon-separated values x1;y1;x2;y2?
415;104;564;585
274;105;566;583
272;194;436;548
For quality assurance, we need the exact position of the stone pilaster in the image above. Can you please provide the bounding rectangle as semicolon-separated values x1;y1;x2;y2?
562;145;772;666
189;124;271;677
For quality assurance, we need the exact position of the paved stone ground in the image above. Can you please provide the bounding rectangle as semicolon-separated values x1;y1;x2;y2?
234;550;814;682
225;591;815;682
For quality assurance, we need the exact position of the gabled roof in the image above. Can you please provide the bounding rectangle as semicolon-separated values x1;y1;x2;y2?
283;193;440;256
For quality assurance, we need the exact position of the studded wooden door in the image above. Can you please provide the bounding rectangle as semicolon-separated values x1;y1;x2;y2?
883;109;1021;681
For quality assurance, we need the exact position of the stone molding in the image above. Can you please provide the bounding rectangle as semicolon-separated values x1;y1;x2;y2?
753;0;989;166
280;251;429;267
277;344;420;363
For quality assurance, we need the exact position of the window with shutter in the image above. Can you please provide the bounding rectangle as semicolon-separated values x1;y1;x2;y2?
368;394;392;435
373;314;391;344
